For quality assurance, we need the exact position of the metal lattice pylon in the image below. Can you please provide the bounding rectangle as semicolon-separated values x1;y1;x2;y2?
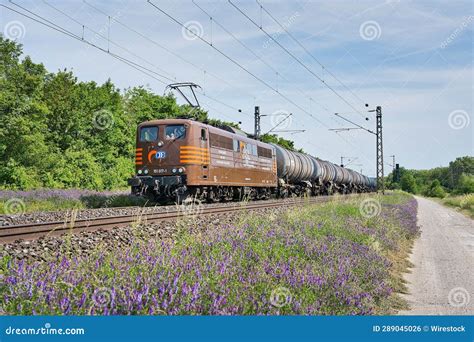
376;106;384;193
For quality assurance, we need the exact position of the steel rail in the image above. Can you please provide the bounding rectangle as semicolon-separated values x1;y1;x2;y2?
0;195;357;243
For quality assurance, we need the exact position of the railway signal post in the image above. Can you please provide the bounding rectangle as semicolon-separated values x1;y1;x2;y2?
254;106;261;140
388;155;396;181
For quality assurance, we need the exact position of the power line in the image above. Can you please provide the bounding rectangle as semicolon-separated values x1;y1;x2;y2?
82;0;256;106
7;1;174;83
4;3;171;84
334;113;375;135
199;99;243;123
256;0;367;110
4;1;372;169
228;0;367;119
3;2;249;119
79;0;356;148
192;0;335;119
192;0;280;76
42;0;177;82
147;0;328;128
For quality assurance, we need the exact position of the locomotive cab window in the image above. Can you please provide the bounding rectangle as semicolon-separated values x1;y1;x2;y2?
139;126;158;142
251;144;258;156
165;125;186;140
233;139;239;152
201;128;207;140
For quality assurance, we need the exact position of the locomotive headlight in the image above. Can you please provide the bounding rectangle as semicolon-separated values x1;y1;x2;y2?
143;169;149;175
137;169;142;175
172;168;177;173
178;168;184;173
157;141;164;147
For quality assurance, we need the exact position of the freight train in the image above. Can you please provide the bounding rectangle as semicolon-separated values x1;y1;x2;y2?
128;118;376;203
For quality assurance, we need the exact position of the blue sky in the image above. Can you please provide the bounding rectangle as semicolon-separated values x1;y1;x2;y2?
1;0;473;176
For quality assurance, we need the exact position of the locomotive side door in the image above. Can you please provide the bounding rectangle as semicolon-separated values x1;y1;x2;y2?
199;127;210;180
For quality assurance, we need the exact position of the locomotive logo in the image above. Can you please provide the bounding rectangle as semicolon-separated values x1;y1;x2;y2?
155;151;166;159
146;150;166;162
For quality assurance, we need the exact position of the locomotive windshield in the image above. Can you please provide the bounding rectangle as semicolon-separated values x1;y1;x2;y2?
139;126;158;142
165;125;186;140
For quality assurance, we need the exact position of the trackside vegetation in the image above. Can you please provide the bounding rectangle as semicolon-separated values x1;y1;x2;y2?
441;194;474;218
0;36;298;191
387;156;474;197
0;189;147;214
1;193;419;315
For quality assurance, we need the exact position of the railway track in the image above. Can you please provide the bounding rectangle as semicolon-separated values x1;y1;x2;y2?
0;195;357;243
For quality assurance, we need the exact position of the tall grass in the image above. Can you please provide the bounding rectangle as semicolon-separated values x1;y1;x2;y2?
442;194;474;218
0;189;147;214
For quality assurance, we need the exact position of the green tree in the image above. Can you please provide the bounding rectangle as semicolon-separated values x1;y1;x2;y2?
454;173;474;194
448;156;474;189
260;133;303;152
0;35;316;190
425;179;446;198
400;173;417;194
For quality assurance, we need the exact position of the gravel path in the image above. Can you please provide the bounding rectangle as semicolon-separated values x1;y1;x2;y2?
399;196;474;315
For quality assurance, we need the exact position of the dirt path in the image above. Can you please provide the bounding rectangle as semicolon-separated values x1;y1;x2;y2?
399;196;474;315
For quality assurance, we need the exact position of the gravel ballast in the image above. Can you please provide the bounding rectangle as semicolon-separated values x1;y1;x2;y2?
1;206;290;262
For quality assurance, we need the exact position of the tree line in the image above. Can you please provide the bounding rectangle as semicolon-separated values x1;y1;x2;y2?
387;156;474;197
2;36;471;194
0;36;296;190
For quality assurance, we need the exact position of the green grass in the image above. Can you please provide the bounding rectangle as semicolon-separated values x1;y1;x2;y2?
0;198;84;214
0;194;148;214
441;194;474;218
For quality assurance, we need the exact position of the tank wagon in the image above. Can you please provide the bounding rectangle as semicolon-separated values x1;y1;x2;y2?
271;144;374;197
128;119;376;203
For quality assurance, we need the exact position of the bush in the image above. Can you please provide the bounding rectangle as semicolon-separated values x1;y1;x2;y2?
400;174;417;194
454;173;474;195
0;160;42;190
51;150;104;190
425;180;446;198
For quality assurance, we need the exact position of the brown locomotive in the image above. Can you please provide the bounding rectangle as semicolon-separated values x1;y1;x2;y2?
128;119;278;202
128;118;376;203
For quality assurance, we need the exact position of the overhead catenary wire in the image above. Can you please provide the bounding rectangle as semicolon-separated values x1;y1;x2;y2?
3;2;250;119
201;2;367;155
4;1;373;170
82;0;257;107
191;0;335;118
228;0;367;119
255;0;367;111
191;0;356;143
33;0;360;140
42;0;177;82
192;0;280;76
147;0;328;128
3;3;170;82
